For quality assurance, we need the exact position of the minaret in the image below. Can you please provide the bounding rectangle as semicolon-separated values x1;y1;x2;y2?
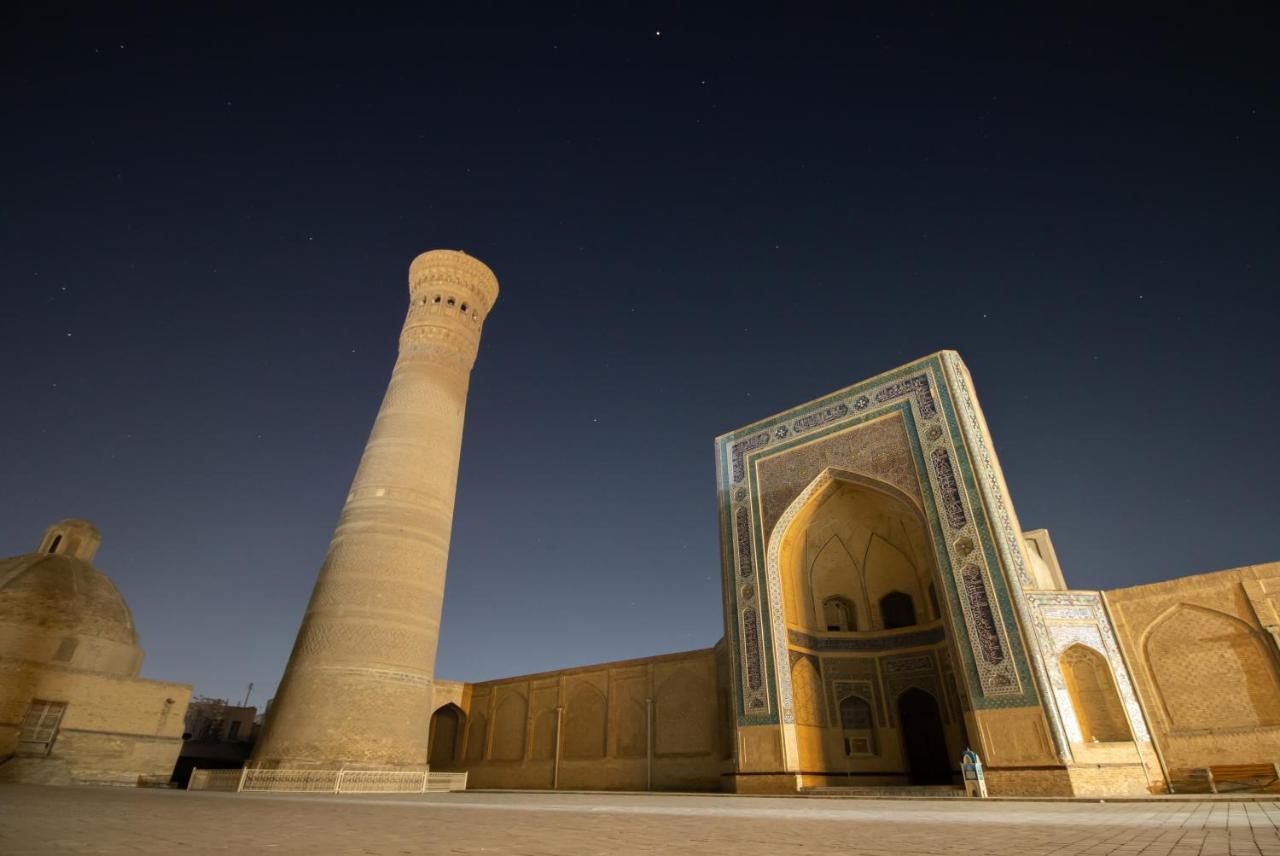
253;250;498;769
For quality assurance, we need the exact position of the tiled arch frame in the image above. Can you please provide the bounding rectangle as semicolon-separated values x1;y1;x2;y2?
716;352;1055;741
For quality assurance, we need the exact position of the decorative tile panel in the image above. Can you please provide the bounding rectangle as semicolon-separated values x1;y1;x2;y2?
1025;591;1150;746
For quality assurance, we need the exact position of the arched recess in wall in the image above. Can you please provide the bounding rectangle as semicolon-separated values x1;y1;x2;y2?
809;534;864;629
428;703;465;764
655;668;715;755
1145;604;1280;730
563;684;607;760
616;698;647;758
464;710;488;761
864;535;924;626
530;707;558;761
491;692;528;761
880;590;917;629
1059;644;1130;743
822;596;856;631
773;469;936;637
838;694;875;756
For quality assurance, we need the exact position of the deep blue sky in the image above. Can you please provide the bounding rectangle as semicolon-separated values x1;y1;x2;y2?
2;4;1277;706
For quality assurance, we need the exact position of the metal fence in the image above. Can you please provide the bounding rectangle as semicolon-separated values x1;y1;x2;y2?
242;768;345;793
188;767;467;794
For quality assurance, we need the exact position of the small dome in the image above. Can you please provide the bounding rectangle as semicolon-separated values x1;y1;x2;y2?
0;551;138;647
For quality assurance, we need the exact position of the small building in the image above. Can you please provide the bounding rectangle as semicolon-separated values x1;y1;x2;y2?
172;697;258;786
0;519;191;785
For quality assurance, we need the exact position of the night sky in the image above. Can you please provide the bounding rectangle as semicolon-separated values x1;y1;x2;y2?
3;5;1277;706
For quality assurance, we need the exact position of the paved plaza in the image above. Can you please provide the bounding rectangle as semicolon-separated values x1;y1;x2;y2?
1;785;1279;856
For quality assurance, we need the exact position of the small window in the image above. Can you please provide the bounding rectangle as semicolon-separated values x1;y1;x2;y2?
447;297;455;306
822;597;855;632
18;700;67;756
228;720;241;740
460;303;467;312
48;535;62;553
880;591;917;629
433;295;441;303
839;695;876;756
53;637;78;663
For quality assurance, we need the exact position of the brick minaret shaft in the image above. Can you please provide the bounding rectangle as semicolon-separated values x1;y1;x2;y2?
254;250;498;769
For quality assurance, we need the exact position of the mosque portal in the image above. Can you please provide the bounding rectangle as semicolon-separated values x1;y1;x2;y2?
771;469;971;786
716;352;1074;793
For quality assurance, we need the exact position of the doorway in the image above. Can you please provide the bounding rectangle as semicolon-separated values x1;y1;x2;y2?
428;704;465;765
897;688;951;785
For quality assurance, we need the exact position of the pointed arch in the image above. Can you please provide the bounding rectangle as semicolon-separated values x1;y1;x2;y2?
897;688;950;784
1144;604;1280;729
530;707;558;761
864;532;924;624
767;467;945;726
880;590;917;629
464;710;488;761
491;692;527;760
838;694;876;756
808;534;863;628
563;683;607;759
1059;644;1130;743
428;703;465;764
656;668;715;754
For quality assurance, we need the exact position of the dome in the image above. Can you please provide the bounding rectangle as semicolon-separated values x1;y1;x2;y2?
0;552;138;646
0;520;143;676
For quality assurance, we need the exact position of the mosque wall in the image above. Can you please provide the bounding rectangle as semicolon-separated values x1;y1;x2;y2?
0;658;190;784
429;647;730;791
1103;562;1280;784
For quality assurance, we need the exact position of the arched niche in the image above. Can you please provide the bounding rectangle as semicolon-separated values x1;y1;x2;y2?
491;692;527;761
774;472;936;635
531;707;558;761
563;684;607;760
428;703;465;764
1145;605;1280;730
838;694;876;756
880;590;917;630
822;596;856;631
1059;644;1131;743
464;710;488;761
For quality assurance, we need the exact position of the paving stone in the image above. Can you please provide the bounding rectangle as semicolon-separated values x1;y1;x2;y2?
0;785;1277;855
